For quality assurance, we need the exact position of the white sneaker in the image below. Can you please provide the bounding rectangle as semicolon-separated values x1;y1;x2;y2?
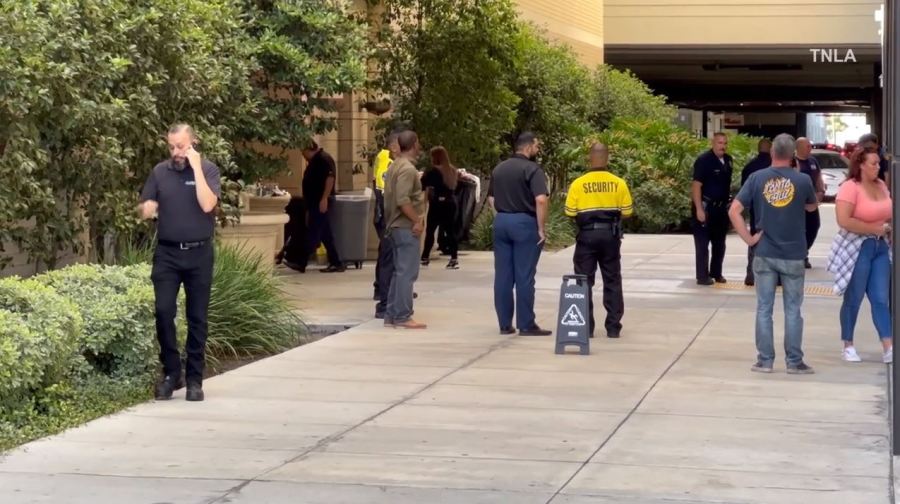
842;347;862;362
884;347;893;364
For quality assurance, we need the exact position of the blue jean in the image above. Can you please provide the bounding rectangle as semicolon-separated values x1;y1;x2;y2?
386;228;420;324
840;238;892;342
493;213;543;330
753;256;806;366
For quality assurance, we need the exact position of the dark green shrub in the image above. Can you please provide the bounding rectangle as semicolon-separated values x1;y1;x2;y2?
206;244;307;364
35;264;156;380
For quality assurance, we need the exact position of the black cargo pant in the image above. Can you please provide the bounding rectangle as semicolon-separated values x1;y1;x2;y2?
301;198;341;269
693;201;729;281
151;241;214;385
573;227;623;336
373;189;386;296
805;208;821;257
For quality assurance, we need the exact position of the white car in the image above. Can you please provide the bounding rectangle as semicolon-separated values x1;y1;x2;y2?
812;149;849;201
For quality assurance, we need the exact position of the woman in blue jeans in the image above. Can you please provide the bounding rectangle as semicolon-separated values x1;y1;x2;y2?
834;147;892;363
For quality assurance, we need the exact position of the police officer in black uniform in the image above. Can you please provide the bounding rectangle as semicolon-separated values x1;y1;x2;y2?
691;133;733;286
139;124;221;402
565;143;633;338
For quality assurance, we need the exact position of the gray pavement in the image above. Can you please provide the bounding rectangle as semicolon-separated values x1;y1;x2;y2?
0;205;893;503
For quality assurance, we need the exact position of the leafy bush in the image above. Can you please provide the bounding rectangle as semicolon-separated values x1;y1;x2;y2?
590;67;677;131
0;278;80;411
35;264;157;381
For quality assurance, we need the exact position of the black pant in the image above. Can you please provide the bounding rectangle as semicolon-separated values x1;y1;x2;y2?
373;190;386;294
806;209;821;255
693;205;729;281
423;198;458;260
151;242;214;384
302;199;341;269
573;229;623;335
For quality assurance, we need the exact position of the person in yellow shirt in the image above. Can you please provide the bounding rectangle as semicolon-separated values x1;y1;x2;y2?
565;142;633;339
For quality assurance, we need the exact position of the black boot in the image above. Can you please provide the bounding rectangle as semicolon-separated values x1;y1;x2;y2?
155;375;185;400
185;381;204;402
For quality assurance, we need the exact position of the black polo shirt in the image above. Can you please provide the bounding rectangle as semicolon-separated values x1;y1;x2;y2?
302;149;337;204
140;159;222;242
488;154;549;215
692;149;733;202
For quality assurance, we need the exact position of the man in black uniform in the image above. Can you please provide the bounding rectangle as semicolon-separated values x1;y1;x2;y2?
139;124;220;402
740;138;772;286
565;143;633;338
289;141;344;273
691;132;733;285
794;137;825;269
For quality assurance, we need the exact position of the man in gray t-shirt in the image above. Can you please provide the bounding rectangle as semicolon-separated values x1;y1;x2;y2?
729;134;819;375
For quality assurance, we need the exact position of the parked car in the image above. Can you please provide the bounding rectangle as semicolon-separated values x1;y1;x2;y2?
812;149;849;201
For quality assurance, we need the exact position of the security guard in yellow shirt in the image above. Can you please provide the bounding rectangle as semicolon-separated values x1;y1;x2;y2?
565;142;633;339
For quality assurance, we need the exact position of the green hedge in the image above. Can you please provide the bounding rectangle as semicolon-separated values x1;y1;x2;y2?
0;278;80;412
1;243;306;452
35;264;157;380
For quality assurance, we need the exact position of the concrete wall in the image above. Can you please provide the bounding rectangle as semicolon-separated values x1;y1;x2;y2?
605;0;881;46
516;0;604;66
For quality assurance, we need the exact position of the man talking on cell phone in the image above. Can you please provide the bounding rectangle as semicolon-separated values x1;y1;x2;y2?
138;123;221;402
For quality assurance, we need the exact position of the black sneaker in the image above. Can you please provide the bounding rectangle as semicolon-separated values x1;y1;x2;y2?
421;258;430;266
283;259;306;273
519;326;552;336
697;278;715;286
714;277;727;284
744;275;755;287
321;264;346;273
804;258;812;269
155;375;185;400
499;327;516;335
786;362;815;375
750;362;773;373
446;259;459;270
185;382;205;402
607;331;621;339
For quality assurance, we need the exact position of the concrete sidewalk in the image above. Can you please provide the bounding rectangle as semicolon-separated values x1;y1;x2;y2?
0;205;892;503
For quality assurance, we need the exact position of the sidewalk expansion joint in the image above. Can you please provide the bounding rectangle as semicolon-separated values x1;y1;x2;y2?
545;304;723;504
208;335;518;503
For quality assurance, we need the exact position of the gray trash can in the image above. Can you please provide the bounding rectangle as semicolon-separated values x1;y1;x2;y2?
328;188;373;269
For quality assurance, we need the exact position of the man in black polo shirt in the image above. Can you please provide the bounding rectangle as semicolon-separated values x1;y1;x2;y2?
139;124;221;402
488;132;552;336
691;132;734;286
289;141;344;273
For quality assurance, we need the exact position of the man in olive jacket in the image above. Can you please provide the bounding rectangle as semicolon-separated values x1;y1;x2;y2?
383;130;427;329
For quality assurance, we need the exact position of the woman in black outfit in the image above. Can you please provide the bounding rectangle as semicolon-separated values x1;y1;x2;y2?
421;146;460;269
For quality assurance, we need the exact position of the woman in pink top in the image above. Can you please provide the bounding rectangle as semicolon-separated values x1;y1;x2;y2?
835;147;892;363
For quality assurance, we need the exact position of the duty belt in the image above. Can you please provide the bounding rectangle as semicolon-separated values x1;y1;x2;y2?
580;222;616;231
158;239;210;250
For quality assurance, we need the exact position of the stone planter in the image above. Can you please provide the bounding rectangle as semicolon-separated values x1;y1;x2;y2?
245;194;290;248
217;211;289;271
